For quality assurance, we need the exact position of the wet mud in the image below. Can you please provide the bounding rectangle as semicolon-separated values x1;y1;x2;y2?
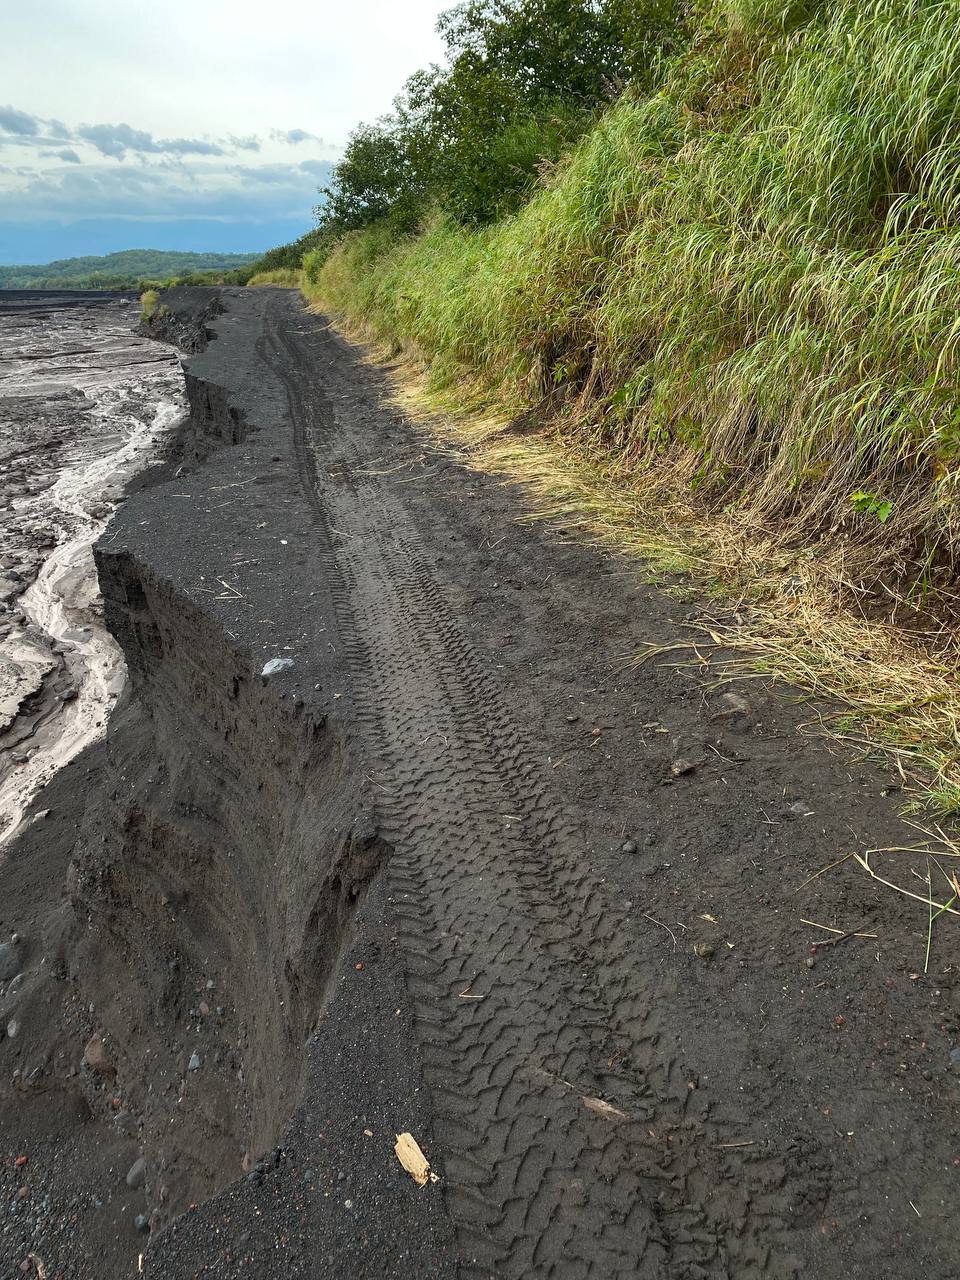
0;291;184;844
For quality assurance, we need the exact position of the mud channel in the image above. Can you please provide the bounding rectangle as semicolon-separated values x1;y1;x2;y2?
0;290;185;845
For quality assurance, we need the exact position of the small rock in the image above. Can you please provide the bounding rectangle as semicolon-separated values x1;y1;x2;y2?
712;691;751;721
949;1046;960;1073
114;1109;136;1136
58;687;78;702
83;1033;115;1077
7;1019;19;1039
198;1001;210;1017
134;1213;150;1234
620;840;638;855
188;1052;202;1071
0;942;22;981
670;758;695;777
805;956;816;970
261;658;294;678
785;800;814;819
693;942;715;960
565;714;579;723
126;1156;146;1189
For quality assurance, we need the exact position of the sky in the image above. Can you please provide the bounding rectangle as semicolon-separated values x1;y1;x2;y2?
0;0;446;264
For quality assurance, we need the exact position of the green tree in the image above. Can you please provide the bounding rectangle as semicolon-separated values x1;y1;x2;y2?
318;0;686;233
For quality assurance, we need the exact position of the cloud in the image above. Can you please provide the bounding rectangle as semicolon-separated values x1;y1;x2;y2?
0;104;334;240
76;121;226;159
162;137;225;157
78;121;157;158
271;128;320;145
298;159;333;177
0;153;335;225
0;105;41;137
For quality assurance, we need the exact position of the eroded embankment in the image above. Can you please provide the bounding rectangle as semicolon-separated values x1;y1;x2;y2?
0;293;387;1269
75;554;385;1223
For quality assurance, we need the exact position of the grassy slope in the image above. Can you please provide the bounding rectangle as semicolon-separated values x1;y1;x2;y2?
1;249;258;289
303;0;960;813
309;0;960;604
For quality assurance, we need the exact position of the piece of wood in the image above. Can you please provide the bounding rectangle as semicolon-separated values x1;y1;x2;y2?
394;1132;438;1187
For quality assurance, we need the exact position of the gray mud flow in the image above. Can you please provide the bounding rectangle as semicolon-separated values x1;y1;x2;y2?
1;287;958;1280
0;289;185;844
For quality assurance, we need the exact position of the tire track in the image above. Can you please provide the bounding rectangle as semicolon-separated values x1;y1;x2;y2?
258;298;805;1279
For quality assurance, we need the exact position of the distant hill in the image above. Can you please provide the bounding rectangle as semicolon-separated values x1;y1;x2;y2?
0;249;260;290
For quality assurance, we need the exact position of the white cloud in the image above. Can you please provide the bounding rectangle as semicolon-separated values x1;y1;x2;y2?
1;1;445;248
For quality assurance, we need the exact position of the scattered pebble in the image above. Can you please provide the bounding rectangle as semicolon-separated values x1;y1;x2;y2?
671;758;695;777
785;800;814;819
620;840;638;855
126;1156;146;1189
261;657;294;677
188;1052;202;1071
0;941;23;981
83;1033;114;1077
712;691;751;720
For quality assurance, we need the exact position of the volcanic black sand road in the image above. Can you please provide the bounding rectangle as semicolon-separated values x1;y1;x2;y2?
2;287;959;1280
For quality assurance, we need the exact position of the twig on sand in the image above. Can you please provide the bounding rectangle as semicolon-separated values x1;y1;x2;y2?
924;858;959;973
793;850;855;893
853;851;960;918
641;912;678;950
801;919;877;947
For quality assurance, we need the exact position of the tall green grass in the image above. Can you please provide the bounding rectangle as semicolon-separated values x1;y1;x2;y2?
307;0;960;598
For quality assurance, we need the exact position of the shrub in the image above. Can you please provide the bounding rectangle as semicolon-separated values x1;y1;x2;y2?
139;289;159;323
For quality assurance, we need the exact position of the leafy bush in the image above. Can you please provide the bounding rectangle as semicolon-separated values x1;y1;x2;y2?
139;289;159;322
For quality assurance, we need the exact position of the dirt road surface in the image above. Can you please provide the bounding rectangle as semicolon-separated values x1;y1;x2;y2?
1;288;957;1280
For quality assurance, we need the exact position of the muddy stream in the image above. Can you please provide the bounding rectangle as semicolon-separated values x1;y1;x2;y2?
0;291;184;844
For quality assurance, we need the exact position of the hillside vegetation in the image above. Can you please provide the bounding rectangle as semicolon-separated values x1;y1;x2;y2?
304;0;960;613
0;248;259;290
244;0;960;811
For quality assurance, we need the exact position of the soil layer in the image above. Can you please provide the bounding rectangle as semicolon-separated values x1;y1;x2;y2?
1;287;958;1280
